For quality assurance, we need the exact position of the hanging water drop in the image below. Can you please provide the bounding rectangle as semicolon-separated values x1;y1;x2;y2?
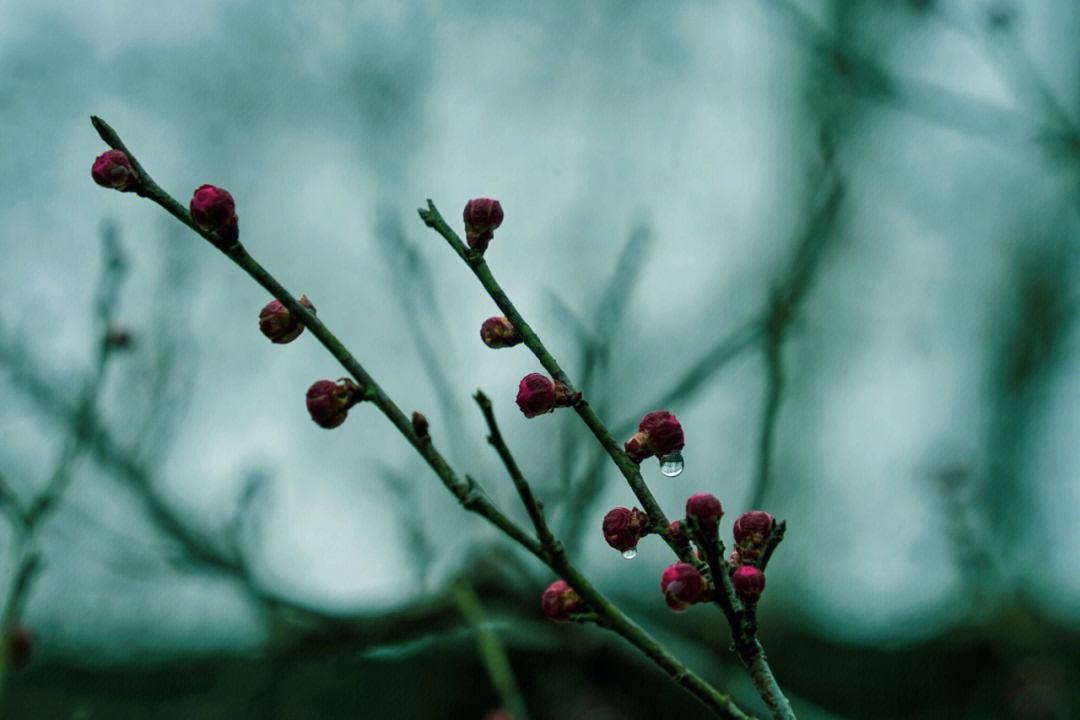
659;452;684;477
622;548;638;560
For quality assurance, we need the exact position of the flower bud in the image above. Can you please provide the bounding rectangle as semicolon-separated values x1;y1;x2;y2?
541;579;585;622
733;510;775;562
463;197;504;252
6;625;34;670
190;184;238;243
91;149;139;191
412;410;429;438
480;316;522;349
306;378;362;429
624;411;684;462
686;492;723;538
259;295;315;344
732;565;766;605
639;411;685;458
601;507;649;553
515;373;574;418
660;562;708;612
667;519;685;543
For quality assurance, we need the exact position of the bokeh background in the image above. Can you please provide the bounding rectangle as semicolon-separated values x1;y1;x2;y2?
1;0;1079;718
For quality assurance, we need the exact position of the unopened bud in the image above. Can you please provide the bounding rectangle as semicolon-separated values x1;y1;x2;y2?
259;295;315;344
660;562;708;612
515;373;574;418
685;492;724;539
602;507;649;553
624;411;684;462
91;149;139;191
190;184;239;243
733;510;775;562
541;579;585;622
731;565;766;605
306;378;362;429
480;316;522;348
412;410;429;438
463;197;504;252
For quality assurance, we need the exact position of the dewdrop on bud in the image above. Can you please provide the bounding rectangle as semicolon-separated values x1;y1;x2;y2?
259;295;316;344
660;562;708;612
190;184;239;243
480;316;522;349
541;579;586;622
306;378;363;429
625;411;685;476
732;565;766;605
733;510;775;563
515;373;574;418
463;197;504;252
602;507;649;556
91;149;139;191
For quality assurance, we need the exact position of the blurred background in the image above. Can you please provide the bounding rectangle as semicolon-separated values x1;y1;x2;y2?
1;0;1079;717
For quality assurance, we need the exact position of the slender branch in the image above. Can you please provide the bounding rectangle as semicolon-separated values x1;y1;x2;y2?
453;578;531;720
474;391;559;555
90;117;752;720
418;201;693;562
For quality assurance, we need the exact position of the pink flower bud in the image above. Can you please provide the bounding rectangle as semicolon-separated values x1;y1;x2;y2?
190;184;238;242
306;378;362;429
686;492;724;537
602;507;649;553
541;579;585;622
625;411;685;462
660;562;708;612
6;625;34;670
732;565;766;605
480;316;522;348
515;373;574;418
463;197;504;252
91;149;139;191
639;411;685;457
259;295;315;344
733;510;775;562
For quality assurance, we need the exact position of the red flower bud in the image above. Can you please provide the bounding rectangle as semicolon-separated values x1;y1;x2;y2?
639;411;684;457
306;378;362;429
91;149;139;191
625;411;684;464
515;373;573;418
480;316;522;349
602;507;649;553
6;625;34;670
259;295;315;344
732;565;766;605
463;197;504;252
541;579;585;622
660;562;708;612
686;492;724;537
733;510;775;562
190;184;238;243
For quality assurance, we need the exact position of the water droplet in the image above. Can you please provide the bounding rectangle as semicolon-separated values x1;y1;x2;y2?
659;453;684;477
622;548;638;560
